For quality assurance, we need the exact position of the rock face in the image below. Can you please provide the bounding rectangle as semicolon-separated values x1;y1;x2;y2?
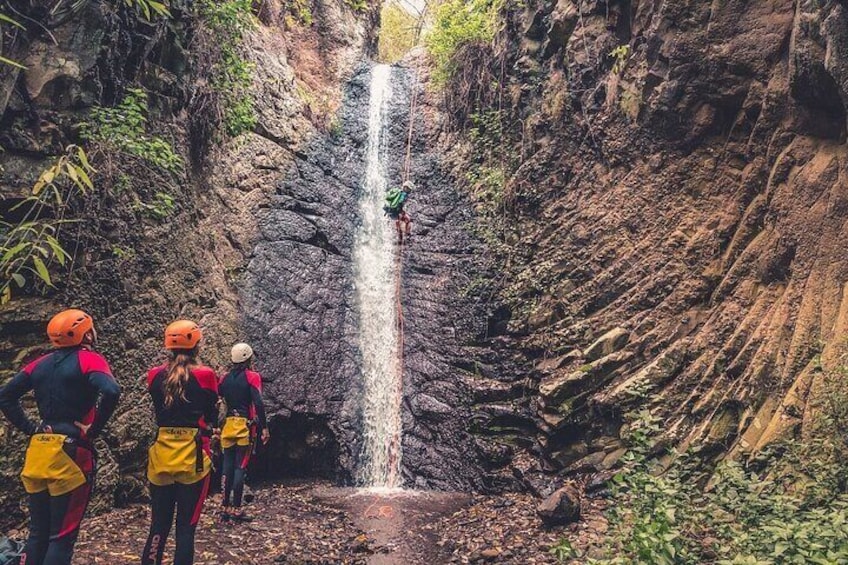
442;0;848;485
395;61;490;491
241;59;488;490
0;0;377;527
238;66;368;482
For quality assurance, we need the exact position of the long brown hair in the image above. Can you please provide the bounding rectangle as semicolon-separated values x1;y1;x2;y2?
163;348;199;408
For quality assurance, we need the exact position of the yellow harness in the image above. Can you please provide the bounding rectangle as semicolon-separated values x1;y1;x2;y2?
221;417;251;449
21;434;90;496
147;427;211;486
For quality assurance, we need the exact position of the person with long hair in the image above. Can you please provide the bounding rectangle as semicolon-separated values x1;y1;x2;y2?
218;343;269;522
141;320;218;565
0;309;121;565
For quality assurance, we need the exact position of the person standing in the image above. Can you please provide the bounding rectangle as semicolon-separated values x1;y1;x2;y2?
218;343;268;523
0;309;121;565
141;320;218;565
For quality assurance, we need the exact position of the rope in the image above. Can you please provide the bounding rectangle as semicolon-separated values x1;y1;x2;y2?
402;66;420;183
386;64;420;487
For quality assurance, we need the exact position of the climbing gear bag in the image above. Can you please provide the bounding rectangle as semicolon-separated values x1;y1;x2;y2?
147;427;210;486
20;434;92;496
221;417;251;449
384;187;407;212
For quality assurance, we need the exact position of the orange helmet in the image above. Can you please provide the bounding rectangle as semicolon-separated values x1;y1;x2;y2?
47;309;94;347
164;320;202;350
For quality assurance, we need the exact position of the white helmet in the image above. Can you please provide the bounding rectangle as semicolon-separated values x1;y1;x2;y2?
402;180;415;192
231;342;254;364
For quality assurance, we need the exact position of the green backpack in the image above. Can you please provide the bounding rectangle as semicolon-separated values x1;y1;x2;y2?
384;187;408;212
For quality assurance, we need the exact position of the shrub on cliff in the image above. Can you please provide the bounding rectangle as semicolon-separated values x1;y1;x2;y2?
378;1;420;63
425;0;502;84
196;0;257;137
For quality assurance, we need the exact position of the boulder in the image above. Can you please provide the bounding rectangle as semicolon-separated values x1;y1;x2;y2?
537;484;581;526
584;327;630;361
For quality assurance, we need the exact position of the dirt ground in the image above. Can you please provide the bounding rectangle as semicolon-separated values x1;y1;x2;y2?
5;481;606;564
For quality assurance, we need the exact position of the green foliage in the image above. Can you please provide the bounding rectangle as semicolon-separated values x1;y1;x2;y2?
610;44;630;75
136;191;176;220
343;0;368;12
549;538;579;563
81;88;183;174
0;11;26;68
0;146;95;303
425;0;502;84
124;0;171;21
378;1;420;63
465;110;512;216
111;245;134;259
286;0;313;25
197;0;257;136
590;404;848;565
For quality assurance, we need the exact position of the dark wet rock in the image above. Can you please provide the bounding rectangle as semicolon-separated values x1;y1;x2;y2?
410;392;454;421
537;484;581;526
565;451;608;474
393;62;492;490
243;61;489;489
475;438;515;470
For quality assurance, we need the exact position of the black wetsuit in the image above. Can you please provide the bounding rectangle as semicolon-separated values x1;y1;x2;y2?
142;364;218;565
218;369;267;510
0;347;120;565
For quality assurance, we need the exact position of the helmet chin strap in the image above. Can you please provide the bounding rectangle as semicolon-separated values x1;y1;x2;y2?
83;328;97;348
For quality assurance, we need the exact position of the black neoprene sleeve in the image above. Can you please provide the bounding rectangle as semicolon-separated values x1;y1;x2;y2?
0;371;37;435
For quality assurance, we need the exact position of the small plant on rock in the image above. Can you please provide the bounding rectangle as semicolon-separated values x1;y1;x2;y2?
425;0;503;85
0;146;95;303
81;88;183;175
610;44;630;75
343;0;368;12
135;191;176;220
197;0;258;136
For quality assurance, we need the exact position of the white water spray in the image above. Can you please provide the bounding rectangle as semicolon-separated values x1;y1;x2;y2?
354;64;403;488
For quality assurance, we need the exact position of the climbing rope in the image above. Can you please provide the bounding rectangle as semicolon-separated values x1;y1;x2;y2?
386;65;420;487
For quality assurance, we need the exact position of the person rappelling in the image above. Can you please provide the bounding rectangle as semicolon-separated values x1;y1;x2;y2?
385;180;414;244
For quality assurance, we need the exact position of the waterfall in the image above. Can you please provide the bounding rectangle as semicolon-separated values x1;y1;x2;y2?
354;64;403;488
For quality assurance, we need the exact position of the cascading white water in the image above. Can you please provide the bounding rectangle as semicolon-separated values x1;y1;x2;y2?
354;64;403;488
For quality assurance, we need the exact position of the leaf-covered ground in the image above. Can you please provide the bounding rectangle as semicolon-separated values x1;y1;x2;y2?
6;480;605;564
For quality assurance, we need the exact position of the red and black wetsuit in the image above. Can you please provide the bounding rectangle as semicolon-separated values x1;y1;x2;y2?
0;347;120;565
142;364;218;565
218;368;267;510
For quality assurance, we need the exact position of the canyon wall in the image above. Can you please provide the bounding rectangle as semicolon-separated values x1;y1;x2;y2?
449;0;848;493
